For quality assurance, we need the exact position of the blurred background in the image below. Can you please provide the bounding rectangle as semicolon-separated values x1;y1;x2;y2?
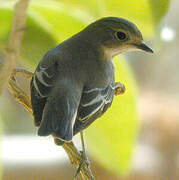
0;0;178;179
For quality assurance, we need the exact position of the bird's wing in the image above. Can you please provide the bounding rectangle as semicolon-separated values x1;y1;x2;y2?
30;55;58;126
38;80;82;141
78;83;115;120
31;53;83;141
74;82;115;134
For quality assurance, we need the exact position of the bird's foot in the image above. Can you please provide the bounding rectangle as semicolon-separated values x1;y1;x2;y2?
115;82;125;96
74;150;90;178
54;137;64;146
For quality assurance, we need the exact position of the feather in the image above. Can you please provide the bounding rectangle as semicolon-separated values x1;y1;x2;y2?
74;82;115;135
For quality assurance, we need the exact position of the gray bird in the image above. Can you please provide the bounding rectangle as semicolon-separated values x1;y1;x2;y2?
30;17;153;145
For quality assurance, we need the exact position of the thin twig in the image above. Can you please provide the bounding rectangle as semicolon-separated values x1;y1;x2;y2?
0;0;29;94
8;78;33;115
63;141;94;180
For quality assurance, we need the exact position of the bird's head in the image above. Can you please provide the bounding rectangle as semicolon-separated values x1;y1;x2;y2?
84;17;153;59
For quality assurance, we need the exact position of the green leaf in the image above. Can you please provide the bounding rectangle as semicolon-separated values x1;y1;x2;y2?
85;56;138;175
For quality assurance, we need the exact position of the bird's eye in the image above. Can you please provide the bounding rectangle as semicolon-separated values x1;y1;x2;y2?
116;31;127;40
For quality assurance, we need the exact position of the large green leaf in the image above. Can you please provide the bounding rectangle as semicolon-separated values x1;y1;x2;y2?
85;57;138;175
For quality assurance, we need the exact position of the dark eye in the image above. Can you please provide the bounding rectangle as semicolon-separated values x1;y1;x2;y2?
116;31;127;40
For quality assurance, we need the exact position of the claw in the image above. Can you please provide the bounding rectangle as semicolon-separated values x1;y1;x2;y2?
115;82;125;96
74;150;89;178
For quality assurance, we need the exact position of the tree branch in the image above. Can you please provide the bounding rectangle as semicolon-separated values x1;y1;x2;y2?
7;67;95;180
0;0;29;94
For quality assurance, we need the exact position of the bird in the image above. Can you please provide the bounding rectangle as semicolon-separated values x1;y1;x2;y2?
30;17;153;146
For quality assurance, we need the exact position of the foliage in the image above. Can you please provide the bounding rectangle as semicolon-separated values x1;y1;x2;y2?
0;0;170;176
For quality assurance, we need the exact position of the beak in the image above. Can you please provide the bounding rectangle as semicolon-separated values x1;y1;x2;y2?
135;43;154;53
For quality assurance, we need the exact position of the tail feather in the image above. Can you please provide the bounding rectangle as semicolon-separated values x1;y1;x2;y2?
37;100;73;142
37;83;81;141
38;117;73;141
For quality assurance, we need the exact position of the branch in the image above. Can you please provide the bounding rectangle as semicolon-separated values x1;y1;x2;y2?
7;67;95;180
0;0;29;94
62;141;95;180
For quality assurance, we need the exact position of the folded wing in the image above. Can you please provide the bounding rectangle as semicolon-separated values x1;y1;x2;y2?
30;52;82;141
74;82;115;135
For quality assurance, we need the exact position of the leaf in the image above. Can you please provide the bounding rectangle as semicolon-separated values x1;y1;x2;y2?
85;56;138;175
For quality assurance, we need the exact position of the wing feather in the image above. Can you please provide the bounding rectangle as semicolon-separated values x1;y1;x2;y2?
76;82;115;124
30;58;58;127
30;51;83;141
73;82;115;135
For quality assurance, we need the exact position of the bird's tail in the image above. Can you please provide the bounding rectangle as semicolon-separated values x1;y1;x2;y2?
37;99;74;142
37;83;81;142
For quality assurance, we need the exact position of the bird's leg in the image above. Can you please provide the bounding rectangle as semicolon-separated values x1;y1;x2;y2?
54;137;65;146
115;82;125;96
74;131;90;178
